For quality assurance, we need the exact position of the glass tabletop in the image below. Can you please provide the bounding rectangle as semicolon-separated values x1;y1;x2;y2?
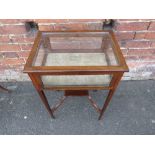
32;31;119;67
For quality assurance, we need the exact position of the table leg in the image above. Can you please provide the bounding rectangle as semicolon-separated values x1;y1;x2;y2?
98;73;123;120
0;85;10;93
28;74;55;118
37;90;55;118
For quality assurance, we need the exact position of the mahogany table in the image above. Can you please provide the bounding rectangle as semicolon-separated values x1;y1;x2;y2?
23;30;129;120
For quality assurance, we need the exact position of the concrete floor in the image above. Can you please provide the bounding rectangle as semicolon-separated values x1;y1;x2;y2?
0;80;155;135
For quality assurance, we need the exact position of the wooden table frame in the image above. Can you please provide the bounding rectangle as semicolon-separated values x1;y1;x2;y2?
24;30;129;120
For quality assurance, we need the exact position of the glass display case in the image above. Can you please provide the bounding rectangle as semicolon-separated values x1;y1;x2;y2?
24;30;129;120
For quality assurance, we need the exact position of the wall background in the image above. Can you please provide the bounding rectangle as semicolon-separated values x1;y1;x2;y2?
0;19;155;81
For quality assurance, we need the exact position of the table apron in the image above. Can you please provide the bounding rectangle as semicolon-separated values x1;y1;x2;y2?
28;71;124;76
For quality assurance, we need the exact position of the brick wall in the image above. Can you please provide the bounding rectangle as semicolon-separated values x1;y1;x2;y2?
0;19;155;81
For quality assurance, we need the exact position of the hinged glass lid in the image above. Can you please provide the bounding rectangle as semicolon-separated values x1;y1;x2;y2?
32;31;119;67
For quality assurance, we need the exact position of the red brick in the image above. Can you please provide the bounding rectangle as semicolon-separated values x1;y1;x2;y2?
68;19;104;22
2;52;19;58
20;44;33;51
135;32;155;40
115;22;150;31
123;41;151;48
0;19;26;24
150;42;155;48
53;23;87;31
115;32;135;40
134;32;146;39
38;25;54;31
128;49;155;55
0;36;10;43
139;55;155;62
1;58;25;65
17;51;30;58
51;22;102;31
86;22;103;30
125;55;139;62
0;64;10;70
20;37;35;43
10;35;35;43
35;19;68;23
34;19;54;23
0;25;27;34
145;32;155;39
36;19;104;23
118;19;140;22
148;22;155;30
0;44;20;52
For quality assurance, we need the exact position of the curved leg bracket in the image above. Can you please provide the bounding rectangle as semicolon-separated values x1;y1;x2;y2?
87;96;101;113
51;96;67;113
0;85;11;93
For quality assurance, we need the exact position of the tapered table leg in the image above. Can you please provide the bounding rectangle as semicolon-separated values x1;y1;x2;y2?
98;73;123;120
0;85;10;93
37;90;55;118
28;74;55;118
98;89;115;120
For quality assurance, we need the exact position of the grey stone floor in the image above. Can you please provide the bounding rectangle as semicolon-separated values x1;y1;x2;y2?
0;80;155;135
